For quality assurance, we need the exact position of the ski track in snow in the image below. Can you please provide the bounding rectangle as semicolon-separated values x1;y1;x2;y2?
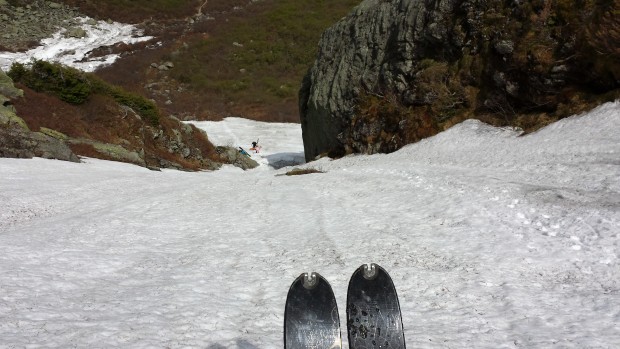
0;102;619;348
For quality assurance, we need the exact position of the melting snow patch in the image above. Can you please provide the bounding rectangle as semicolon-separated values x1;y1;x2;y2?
0;17;153;72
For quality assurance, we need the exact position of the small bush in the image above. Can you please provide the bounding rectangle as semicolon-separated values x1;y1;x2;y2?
106;85;160;125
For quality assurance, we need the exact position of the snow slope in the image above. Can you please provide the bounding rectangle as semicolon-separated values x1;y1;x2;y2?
189;117;305;170
1;102;619;348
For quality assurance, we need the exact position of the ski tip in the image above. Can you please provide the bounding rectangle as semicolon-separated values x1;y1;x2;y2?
288;272;324;291
302;272;319;289
362;263;378;280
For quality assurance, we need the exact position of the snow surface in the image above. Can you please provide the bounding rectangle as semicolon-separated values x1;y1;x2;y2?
0;17;153;72
189;117;306;170
1;102;619;348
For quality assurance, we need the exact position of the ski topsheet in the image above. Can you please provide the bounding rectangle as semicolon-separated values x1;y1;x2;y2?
284;272;342;349
347;264;406;349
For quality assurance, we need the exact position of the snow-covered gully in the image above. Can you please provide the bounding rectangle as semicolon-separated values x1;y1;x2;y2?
1;102;619;348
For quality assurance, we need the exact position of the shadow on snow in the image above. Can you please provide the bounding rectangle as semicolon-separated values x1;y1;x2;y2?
263;152;305;169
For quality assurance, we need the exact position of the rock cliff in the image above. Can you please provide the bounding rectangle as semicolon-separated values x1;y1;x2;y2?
300;0;620;161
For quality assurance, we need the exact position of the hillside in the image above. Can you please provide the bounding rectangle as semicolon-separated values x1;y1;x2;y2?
60;0;362;122
0;0;360;169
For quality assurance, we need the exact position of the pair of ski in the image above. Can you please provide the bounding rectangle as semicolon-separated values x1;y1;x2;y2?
284;263;405;349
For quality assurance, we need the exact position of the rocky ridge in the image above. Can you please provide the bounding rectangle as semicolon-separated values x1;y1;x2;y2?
1;67;258;170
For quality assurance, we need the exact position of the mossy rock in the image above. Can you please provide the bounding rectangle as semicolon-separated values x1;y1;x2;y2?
39;127;69;140
92;142;143;164
0;107;29;131
69;139;144;165
0;69;24;99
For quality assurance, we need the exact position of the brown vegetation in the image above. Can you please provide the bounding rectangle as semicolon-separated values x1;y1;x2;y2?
75;0;360;123
12;85;219;170
347;91;440;155
284;168;324;176
59;0;203;23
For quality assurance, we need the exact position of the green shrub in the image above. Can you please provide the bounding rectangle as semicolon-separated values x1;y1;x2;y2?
107;86;160;125
7;62;27;81
9;60;92;104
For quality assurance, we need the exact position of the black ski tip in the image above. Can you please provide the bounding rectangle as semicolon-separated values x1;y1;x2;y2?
347;264;406;349
284;272;342;349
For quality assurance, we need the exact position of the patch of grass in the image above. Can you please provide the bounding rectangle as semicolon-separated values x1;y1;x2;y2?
103;85;160;126
59;0;201;22
170;0;360;106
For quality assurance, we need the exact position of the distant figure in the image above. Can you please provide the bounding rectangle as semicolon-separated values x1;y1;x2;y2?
250;140;261;153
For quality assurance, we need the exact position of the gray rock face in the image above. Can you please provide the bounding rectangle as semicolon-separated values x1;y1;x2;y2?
299;0;619;161
300;0;456;161
0;68;23;99
0;126;80;162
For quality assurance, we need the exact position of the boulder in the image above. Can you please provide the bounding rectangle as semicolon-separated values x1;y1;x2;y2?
299;0;620;161
63;27;87;39
0;126;80;162
216;146;259;170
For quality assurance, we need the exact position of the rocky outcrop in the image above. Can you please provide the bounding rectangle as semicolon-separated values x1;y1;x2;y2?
0;126;80;162
1;69;80;162
2;67;257;171
215;146;259;170
300;0;620;161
